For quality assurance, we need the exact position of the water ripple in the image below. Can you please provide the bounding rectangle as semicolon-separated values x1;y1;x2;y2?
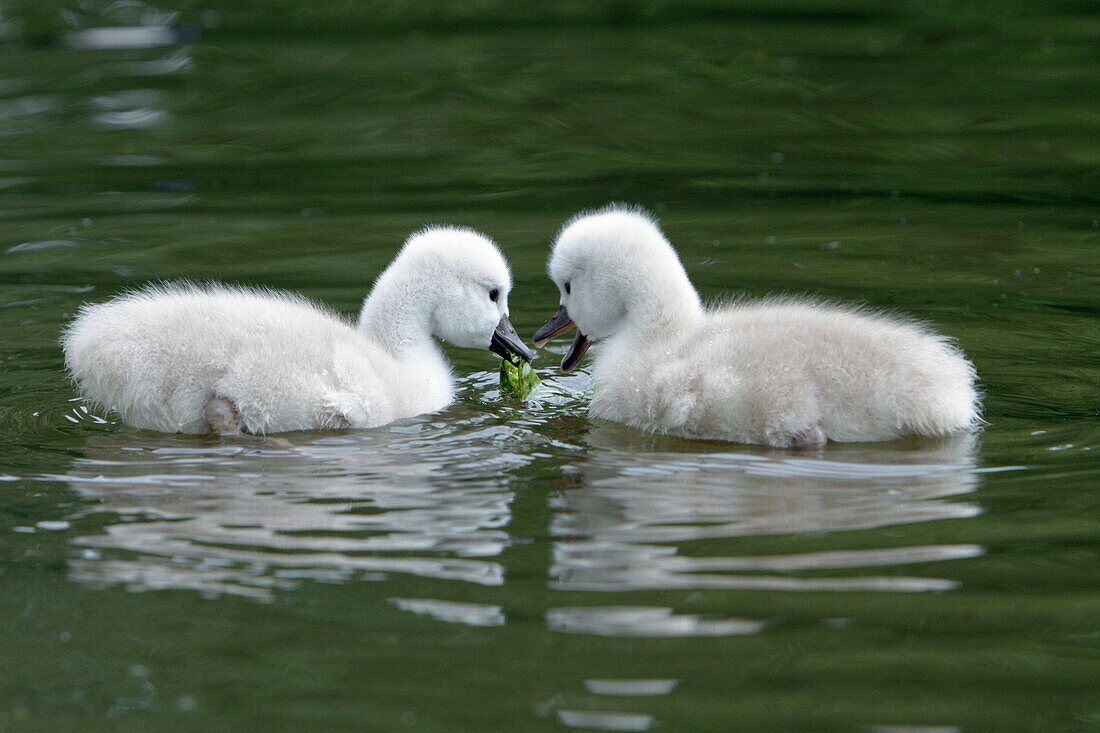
62;26;181;51
584;680;678;696
551;429;986;594
547;606;764;638
61;419;535;600
390;598;505;627
557;709;654;732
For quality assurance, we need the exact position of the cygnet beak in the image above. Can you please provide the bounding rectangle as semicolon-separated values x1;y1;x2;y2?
533;305;574;346
560;332;591;373
533;305;591;373
490;315;534;363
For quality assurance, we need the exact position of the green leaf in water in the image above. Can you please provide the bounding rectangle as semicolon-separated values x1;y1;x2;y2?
499;353;540;400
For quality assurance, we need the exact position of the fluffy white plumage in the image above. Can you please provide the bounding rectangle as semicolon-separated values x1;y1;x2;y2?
62;227;516;434
541;205;980;448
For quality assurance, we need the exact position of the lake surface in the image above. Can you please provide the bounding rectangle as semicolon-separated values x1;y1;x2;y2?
1;1;1098;730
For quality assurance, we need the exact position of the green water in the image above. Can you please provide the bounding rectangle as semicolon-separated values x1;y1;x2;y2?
1;1;1098;730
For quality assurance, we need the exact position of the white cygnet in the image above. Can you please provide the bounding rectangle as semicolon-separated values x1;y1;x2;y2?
534;205;980;448
62;227;532;435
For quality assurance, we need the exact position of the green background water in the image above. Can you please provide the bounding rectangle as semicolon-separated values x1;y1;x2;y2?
1;1;1098;730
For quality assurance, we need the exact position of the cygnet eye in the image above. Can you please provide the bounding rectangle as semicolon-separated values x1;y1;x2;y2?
564;282;571;295
489;288;499;302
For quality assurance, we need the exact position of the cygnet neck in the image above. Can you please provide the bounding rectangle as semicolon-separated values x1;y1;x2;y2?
624;267;704;333
357;276;437;358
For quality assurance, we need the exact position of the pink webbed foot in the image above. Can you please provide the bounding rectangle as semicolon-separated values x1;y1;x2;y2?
792;423;827;448
204;395;247;436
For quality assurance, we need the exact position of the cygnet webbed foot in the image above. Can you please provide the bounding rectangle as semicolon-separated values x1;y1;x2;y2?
792;423;827;448
204;395;245;436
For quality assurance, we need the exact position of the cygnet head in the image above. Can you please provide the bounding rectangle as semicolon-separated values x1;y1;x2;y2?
533;205;701;372
359;226;532;361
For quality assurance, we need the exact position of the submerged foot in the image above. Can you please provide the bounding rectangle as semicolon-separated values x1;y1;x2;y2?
204;395;244;436
203;396;296;449
792;423;827;448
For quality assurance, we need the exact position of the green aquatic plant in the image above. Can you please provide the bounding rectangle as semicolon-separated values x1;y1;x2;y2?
499;353;540;399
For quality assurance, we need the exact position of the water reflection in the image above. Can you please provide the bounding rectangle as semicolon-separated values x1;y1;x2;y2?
3;0;191;152
542;429;990;730
551;427;985;595
63;26;181;51
59;0;186;50
63;418;530;601
88;89;169;129
557;709;654;732
547;606;763;637
584;680;677;696
389;598;505;627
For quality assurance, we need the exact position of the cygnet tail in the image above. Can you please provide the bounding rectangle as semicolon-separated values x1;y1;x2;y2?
901;339;982;437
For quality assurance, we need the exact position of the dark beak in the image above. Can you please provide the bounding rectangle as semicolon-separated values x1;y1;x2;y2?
534;306;591;373
533;305;575;346
560;331;592;373
490;315;534;363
